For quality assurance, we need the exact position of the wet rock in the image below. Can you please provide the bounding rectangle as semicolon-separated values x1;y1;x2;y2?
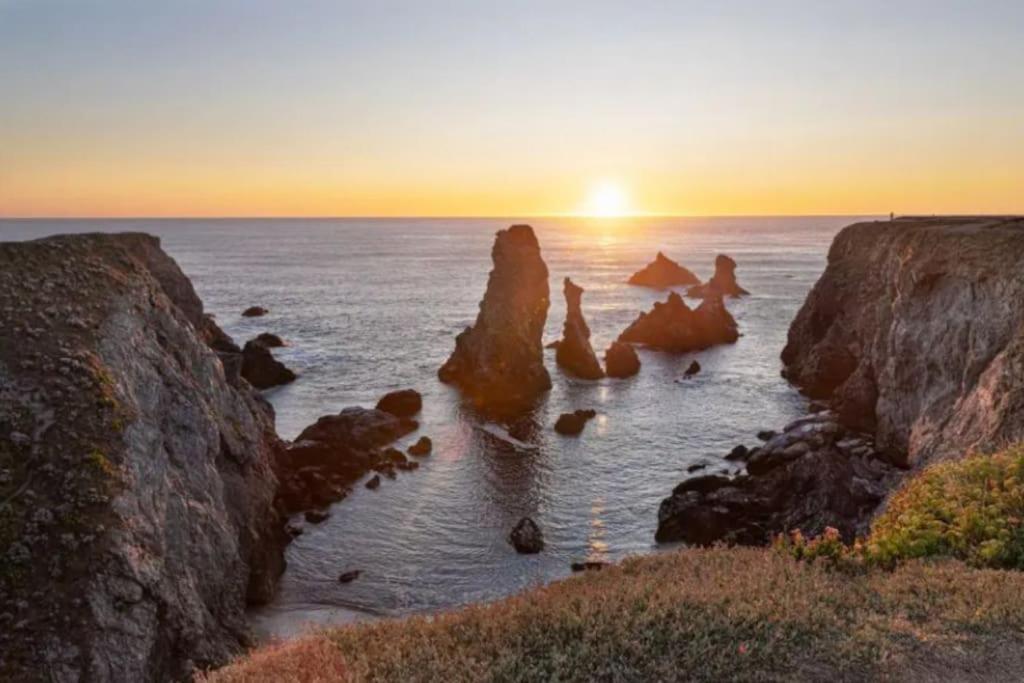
241;340;296;389
604;341;641;378
242;306;268;317
295;408;417;451
365;475;381;490
554;409;597;436
725;445;749;461
438;225;551;413
509;517;544;554
627;251;699;288
408;436;432;456
285;523;304;538
304;509;330;524
756;430;777;442
338;570;361;583
571;561;607;572
684;360;701;377
688;254;749;298
618;292;738;353
375;389;422;418
254;332;285;348
555;278;604;379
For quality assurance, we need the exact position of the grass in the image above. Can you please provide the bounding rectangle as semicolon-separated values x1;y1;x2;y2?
202;547;1024;682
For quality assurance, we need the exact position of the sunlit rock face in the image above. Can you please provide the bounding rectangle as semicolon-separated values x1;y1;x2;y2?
782;217;1024;468
438;224;551;413
688;254;749;298
555;278;604;379
618;291;738;353
0;233;286;681
627;251;699;289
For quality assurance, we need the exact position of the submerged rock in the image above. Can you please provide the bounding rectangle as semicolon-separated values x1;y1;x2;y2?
509;517;544;554
555;278;604;379
438;224;551;413
618;292;738;353
627;251;699;288
554;409;597;436
242;305;268;317
241;339;297;389
375;388;423;418
604;341;641;378
688;254;749;298
338;570;361;583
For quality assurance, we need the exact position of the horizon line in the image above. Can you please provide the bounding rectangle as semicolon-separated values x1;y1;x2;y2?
0;212;899;221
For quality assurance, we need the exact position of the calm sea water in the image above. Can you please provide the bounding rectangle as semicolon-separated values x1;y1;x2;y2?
0;216;869;637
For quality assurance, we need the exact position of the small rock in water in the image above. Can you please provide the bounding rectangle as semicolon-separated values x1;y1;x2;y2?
375;389;423;418
408;436;432;456
554;409;597;436
604;341;641;378
684;360;701;377
509;517;544;554
242;306;268;317
254;332;285;347
304;509;330;524
285;523;304;538
687;462;708;473
571;561;607;572
756;430;777;442
725;445;749;461
338;570;361;583
365;474;381;490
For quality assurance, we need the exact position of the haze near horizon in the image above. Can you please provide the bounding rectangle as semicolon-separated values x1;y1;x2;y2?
1;0;1022;218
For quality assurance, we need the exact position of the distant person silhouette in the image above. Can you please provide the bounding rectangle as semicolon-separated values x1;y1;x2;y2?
890;212;894;221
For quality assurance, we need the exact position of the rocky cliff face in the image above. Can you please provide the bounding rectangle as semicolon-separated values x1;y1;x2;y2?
438;225;551;413
0;233;286;681
555;278;604;379
783;217;1024;467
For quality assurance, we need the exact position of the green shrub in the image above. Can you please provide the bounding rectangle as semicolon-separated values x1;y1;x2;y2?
866;446;1024;569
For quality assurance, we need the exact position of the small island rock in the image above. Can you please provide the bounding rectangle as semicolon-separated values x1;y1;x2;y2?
627;252;700;288
555;278;604;379
242;305;268;317
554;409;597;436
618;292;738;353
604;341;641;378
688;254;749;298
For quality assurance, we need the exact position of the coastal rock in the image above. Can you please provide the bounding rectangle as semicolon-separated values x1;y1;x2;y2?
555;278;604;379
338;570;361;584
604;341;641;378
684;360;701;377
254;332;285;348
782;217;1024;467
438;225;551;413
509;517;544;554
554;409;597;436
365;475;381;490
304;509;330;524
618;292;738;353
627;251;699;288
375;389;423;418
408;436;432;456
688;254;749;298
0;233;286;681
241;339;297;389
242;305;268;317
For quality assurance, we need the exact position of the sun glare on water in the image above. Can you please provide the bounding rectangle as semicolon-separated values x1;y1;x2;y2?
582;181;630;217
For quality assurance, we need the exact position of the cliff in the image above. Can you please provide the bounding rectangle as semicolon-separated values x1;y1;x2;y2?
782;217;1024;467
0;234;286;681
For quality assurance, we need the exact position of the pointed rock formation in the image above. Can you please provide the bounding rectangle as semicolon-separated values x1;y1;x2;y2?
604;341;640;378
618;292;738;352
438;225;551;412
688;254;749;298
555;278;604;379
627;251;700;288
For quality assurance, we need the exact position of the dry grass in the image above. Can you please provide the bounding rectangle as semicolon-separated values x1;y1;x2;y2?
203;547;1024;682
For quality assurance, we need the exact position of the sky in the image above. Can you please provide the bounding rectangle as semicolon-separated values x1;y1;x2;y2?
1;0;1022;217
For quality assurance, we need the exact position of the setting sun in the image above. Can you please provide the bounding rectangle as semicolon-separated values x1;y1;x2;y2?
582;182;630;217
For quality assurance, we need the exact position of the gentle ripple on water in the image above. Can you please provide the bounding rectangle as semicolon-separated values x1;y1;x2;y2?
0;215;874;637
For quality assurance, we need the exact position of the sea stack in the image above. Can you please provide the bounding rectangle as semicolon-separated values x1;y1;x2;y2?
555;278;604;379
627;251;699;288
618;291;738;352
689;254;749;298
604;341;641;378
438;224;551;412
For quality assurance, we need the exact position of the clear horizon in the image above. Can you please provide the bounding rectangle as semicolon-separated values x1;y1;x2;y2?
2;1;1023;218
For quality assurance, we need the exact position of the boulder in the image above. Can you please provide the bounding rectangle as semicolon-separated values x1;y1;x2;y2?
555;278;604;379
618;292;738;353
627;251;699;288
725;445;749;461
242;305;268;317
241;340;296;389
604;341;641;378
375;388;423;418
438;225;551;413
688;254;749;298
554;409;597;436
254;332;285;348
509;517;544;554
408;436;433;456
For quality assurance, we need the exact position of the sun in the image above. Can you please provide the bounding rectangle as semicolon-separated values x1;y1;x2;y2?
582;181;629;217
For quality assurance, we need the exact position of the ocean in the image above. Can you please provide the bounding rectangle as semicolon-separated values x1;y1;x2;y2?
0;215;871;637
